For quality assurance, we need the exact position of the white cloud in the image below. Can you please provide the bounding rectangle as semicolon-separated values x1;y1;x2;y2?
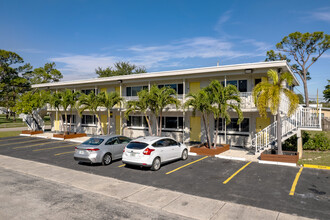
214;10;232;33
50;36;269;80
310;7;330;22
15;48;44;54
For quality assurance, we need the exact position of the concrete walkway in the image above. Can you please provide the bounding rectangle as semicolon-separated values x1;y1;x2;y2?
0;155;311;220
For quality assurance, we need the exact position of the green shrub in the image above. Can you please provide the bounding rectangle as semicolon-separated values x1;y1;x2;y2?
303;132;330;151
283;131;310;151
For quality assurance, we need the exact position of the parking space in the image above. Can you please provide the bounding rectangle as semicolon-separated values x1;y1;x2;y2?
0;136;329;219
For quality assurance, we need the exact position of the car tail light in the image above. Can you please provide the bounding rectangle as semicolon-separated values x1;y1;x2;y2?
87;148;100;151
75;147;77;149
143;148;154;155
123;148;125;152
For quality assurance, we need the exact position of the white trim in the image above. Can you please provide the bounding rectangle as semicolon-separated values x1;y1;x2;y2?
32;61;296;88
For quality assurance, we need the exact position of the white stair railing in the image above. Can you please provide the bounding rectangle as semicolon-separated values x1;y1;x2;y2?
253;106;322;154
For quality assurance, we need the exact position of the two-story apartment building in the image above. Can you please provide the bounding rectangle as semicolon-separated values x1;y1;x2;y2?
32;61;300;147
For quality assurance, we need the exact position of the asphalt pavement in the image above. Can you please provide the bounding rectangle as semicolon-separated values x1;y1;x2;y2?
0;136;329;219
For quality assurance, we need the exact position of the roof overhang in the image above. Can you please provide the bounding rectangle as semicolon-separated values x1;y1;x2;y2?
32;60;299;89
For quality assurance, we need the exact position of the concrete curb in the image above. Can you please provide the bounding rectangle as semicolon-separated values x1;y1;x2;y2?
188;152;198;156
0;155;311;220
19;134;31;137
258;160;297;167
215;155;246;161
303;164;330;170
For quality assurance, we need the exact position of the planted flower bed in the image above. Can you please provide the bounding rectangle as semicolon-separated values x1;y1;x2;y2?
260;150;298;163
21;130;43;135
53;133;87;139
190;144;230;156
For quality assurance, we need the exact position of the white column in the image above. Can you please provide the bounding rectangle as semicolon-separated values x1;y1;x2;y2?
182;78;186;143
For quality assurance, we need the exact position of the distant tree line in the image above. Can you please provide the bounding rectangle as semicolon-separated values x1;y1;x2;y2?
0;49;63;120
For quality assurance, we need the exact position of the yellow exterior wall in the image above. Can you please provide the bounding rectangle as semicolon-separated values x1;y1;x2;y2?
100;88;107;94
256;117;271;132
189;82;200;93
190;116;201;142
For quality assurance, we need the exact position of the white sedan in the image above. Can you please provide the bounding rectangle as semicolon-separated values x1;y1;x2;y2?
122;136;188;171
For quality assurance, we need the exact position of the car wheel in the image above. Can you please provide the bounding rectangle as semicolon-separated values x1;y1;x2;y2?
102;153;112;166
181;149;188;160
151;157;161;171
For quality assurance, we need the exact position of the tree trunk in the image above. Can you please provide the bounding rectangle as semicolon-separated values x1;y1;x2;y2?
155;113;159;136
64;112;68;134
159;111;163;136
207;115;212;148
144;113;152;136
107;109;111;135
277;109;283;155
303;79;309;107
202;113;211;148
95;113;104;135
69;109;73;134
13;112;16;122
214;116;219;148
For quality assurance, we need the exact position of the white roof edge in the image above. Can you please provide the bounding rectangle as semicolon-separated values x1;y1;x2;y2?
32;60;290;88
284;62;300;86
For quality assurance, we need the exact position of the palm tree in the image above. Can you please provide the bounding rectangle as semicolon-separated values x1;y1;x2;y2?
49;91;65;132
99;91;123;135
78;91;104;135
67;90;81;133
253;69;299;155
205;80;243;147
185;89;213;148
125;89;153;136
61;89;76;134
149;85;180;136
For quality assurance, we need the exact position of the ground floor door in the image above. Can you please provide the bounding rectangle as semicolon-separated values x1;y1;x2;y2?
190;116;201;142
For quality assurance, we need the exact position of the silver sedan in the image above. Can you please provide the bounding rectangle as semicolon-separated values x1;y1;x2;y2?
74;135;132;165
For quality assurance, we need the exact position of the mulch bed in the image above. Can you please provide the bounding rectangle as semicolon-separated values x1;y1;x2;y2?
21;130;43;135
260;150;298;163
190;144;230;156
53;133;87;139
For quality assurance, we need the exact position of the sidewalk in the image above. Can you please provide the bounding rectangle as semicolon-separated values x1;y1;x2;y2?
0;155;311;220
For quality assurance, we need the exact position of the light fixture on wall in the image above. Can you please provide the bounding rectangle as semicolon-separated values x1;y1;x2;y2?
245;69;253;74
117;80;123;83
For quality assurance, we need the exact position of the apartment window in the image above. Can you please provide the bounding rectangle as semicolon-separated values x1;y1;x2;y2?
159;117;183;129
215;118;249;132
81;89;97;95
126;86;148;96
62;115;76;124
158;84;184;95
82;115;98;125
255;78;262;86
127;116;147;127
221;80;247;92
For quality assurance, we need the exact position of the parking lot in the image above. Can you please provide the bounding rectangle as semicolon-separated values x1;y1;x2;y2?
0;136;329;219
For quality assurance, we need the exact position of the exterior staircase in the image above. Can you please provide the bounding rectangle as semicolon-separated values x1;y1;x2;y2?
252;105;322;155
20;107;48;131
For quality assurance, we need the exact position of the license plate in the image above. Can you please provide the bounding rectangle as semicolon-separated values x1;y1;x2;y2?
79;150;84;155
130;152;137;157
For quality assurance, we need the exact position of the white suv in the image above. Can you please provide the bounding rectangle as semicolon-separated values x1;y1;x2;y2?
122;136;188;171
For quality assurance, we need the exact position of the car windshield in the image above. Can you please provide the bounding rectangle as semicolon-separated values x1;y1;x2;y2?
82;138;104;145
126;141;148;149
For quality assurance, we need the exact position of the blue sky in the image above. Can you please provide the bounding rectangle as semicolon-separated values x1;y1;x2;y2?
1;0;329;99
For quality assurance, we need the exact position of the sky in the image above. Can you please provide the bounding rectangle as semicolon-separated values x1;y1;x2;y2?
1;0;330;99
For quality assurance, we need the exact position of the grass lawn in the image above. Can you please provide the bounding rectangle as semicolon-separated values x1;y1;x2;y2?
0;114;51;127
298;151;330;166
0;131;22;138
